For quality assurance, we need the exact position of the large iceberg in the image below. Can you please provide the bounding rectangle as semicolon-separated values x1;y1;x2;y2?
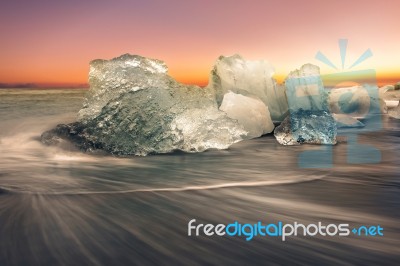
207;54;288;121
42;54;247;155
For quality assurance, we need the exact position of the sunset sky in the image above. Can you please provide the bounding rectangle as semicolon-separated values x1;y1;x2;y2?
0;0;399;87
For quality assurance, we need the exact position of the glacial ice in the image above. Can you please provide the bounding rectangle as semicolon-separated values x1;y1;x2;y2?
379;85;400;108
41;53;395;154
384;82;400;119
388;102;400;119
285;64;329;112
43;54;247;155
278;64;337;145
207;54;288;121
328;86;383;118
274;110;337;145
219;91;274;138
380;85;395;94
396;82;400;91
78;54;170;122
332;114;364;128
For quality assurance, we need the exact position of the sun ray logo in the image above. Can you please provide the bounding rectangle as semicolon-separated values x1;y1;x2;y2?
286;39;382;168
316;39;373;70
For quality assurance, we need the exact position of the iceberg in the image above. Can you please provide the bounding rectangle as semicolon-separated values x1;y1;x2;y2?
207;54;288;121
42;54;247;155
219;91;274;138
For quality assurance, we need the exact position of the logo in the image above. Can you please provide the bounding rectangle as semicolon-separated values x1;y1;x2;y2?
188;219;384;241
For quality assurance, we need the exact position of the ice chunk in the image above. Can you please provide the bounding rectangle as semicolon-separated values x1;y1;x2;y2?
207;54;288;121
41;122;103;152
384;100;400;109
382;83;400;111
379;85;400;108
287;63;321;78
277;64;336;145
380;99;388;114
274;110;337;145
328;86;383;118
332;113;364;128
219;91;274;138
285;64;329;112
395;82;400;90
78;54;169;122
380;85;395;94
43;54;247;155
388;102;400;119
83;87;246;155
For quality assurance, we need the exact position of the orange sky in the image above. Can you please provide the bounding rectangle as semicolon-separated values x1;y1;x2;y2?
0;0;399;88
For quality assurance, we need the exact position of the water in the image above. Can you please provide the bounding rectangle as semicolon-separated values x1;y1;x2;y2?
0;88;399;265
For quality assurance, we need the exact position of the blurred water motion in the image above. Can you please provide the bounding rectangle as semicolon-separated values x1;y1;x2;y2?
0;89;399;265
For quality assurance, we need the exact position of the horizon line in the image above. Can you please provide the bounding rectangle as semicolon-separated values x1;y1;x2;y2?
1;77;399;89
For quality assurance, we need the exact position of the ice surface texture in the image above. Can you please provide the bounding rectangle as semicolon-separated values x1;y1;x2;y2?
380;84;400;109
274;110;337;145
388;102;400;119
332;114;364;128
78;54;169;122
280;64;337;145
328;86;384;118
207;54;288;121
285;64;329;113
43;54;247;155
